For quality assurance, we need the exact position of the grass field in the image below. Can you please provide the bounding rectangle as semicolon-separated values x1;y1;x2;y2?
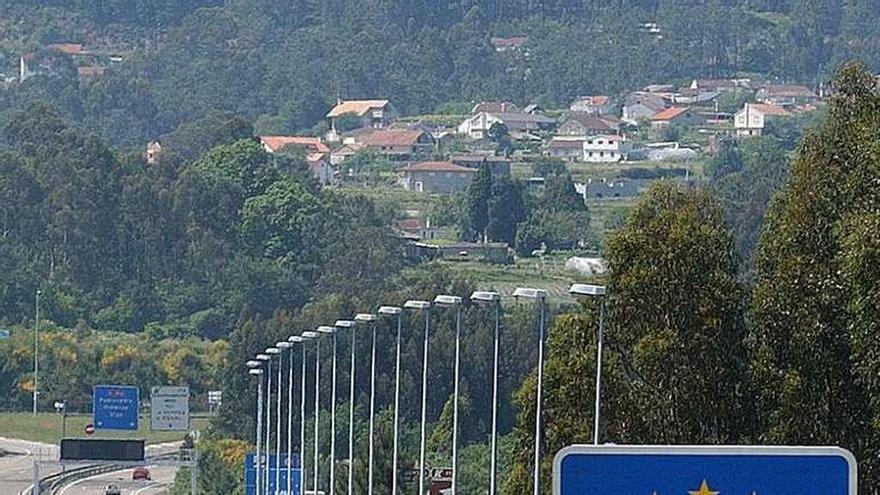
0;413;210;445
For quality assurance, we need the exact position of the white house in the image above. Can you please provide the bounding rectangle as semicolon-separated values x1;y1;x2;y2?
734;103;790;137
457;112;555;139
583;135;631;162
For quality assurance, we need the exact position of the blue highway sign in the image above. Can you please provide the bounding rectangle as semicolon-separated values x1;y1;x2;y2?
554;445;856;495
93;385;139;431
244;453;301;495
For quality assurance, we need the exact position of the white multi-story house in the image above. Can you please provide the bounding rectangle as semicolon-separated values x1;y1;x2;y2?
734;103;790;137
583;135;631;162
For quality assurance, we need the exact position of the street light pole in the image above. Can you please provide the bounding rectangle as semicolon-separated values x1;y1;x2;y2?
275;342;290;495
313;333;322;495
434;295;463;495
318;326;337;495
249;359;268;495
287;336;303;495
300;331;318;495
471;292;502;495
378;306;404;495
355;313;379;495
404;300;431;495
334;320;356;495
569;284;608;445
33;289;40;416
265;347;280;495
513;288;548;495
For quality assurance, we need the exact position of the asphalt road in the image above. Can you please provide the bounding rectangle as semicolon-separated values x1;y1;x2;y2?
0;436;59;495
56;465;178;495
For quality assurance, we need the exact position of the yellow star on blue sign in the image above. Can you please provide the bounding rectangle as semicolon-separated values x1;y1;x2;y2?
689;480;719;495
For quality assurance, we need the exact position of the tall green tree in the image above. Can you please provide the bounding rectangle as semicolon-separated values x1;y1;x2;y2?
750;62;879;488
464;163;492;241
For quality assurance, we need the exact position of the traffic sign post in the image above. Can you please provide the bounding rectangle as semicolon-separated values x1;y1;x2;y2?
553;445;857;495
93;385;139;431
151;386;190;431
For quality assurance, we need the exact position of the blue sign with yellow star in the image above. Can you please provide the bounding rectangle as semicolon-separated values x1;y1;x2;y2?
554;445;856;495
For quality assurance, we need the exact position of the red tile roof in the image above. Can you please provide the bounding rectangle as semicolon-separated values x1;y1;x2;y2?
356;129;426;147
47;43;85;55
473;101;519;113
490;36;529;48
403;161;476;173
651;107;689;121
260;136;330;153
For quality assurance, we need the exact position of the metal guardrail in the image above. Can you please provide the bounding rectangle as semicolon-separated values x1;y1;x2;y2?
20;451;183;495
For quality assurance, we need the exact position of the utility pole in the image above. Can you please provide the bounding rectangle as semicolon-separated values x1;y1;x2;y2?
33;289;41;416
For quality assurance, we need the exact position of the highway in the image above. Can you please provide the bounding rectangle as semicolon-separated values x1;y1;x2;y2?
0;437;58;494
56;464;178;495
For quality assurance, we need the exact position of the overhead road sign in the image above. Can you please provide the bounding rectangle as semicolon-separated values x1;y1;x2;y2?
61;438;145;462
151;386;190;431
554;445;856;495
93;385;139;430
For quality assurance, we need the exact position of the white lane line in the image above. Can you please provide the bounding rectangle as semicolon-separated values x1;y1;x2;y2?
132;481;161;495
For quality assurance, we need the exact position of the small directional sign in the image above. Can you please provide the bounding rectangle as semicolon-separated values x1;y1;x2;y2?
150;386;190;431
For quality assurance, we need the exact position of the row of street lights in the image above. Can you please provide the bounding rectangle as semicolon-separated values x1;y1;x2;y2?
245;283;607;495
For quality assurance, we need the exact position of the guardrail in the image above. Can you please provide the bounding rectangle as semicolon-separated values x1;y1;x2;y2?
20;451;184;495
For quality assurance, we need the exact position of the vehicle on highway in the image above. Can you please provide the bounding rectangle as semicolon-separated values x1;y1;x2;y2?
132;466;151;480
105;484;121;495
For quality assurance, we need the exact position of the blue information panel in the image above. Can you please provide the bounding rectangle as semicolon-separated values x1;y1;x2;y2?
93;385;139;431
554;445;857;495
245;453;301;495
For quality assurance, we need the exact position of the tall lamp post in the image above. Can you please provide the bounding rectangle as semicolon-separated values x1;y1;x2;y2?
317;326;336;495
248;359;267;495
512;287;548;495
569;284;608;445
355;313;378;495
378;306;403;495
286;336;303;495
276;341;293;494
265;347;281;495
470;291;502;495
33;288;41;416
433;295;463;495
256;352;273;494
300;331;319;495
334;319;357;495
404;299;431;495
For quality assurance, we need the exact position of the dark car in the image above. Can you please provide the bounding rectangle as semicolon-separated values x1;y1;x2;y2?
105;484;121;495
132;466;151;481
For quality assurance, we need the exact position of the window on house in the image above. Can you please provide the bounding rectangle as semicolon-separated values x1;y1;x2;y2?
589;152;594;157
600;151;605;157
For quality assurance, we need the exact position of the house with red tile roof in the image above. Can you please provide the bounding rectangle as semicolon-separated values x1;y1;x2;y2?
354;129;435;158
734;103;790;137
756;85;818;107
558;113;621;136
491;36;529;52
326;99;396;140
570;96;615;115
401;161;476;193
260;136;330;154
650;107;705;128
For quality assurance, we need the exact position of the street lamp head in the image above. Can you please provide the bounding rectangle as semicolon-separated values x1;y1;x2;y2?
433;295;463;307
354;313;378;322
378;305;403;315
512;287;548;301
404;300;431;310
276;341;292;349
334;320;356;329
256;354;271;361
470;291;501;304
317;326;336;334
246;360;261;368
288;335;304;343
265;347;280;354
301;331;319;339
569;284;607;298
248;369;264;376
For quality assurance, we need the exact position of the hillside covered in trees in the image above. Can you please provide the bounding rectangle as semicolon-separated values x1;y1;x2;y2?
1;0;878;147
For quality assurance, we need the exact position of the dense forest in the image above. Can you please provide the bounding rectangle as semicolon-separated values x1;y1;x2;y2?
1;0;879;147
